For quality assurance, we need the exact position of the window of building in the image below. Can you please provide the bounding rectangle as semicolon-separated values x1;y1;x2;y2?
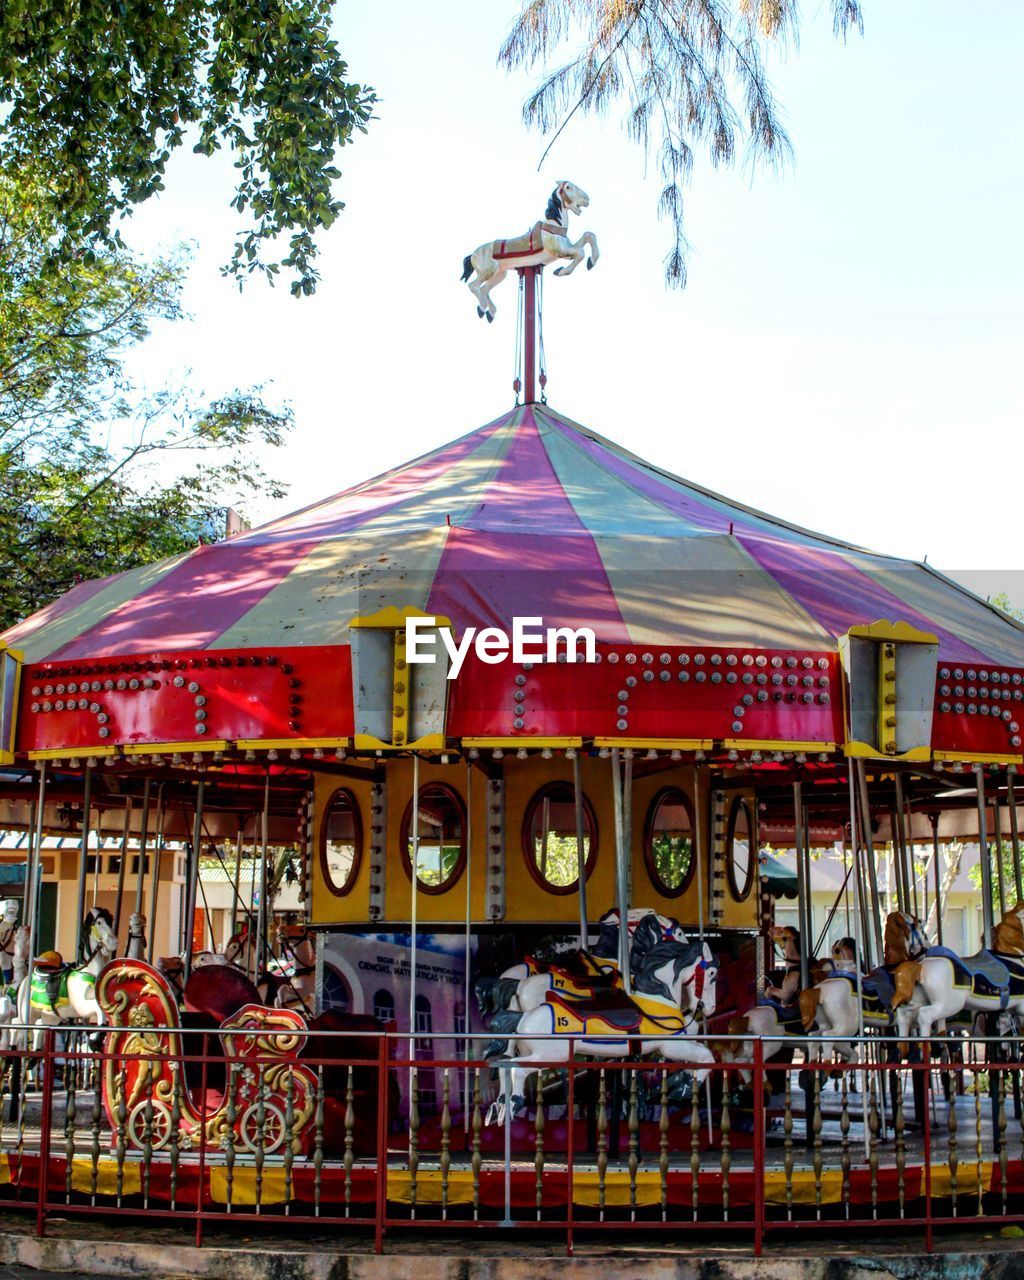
400;784;466;894
726;796;755;901
521;781;597;894
414;994;437;1115
643;788;696;896
319;788;363;896
373;988;396;1024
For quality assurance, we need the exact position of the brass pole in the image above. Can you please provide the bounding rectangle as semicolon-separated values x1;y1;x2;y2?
573;751;588;949
975;765;994;947
792;782;810;988
1008;767;1023;905
26;765;47;965
74;765;94;958
611;749;630;991
146;784;165;964
855;761;885;962
112;798;133;938
930;814;944;948
133;779;152;917
182;779;206;980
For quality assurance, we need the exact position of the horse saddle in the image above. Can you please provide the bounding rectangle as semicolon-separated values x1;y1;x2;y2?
855;966;896;1021
925;946;1011;1006
546;988;685;1037
494;220;564;259
992;950;1024;998
756;997;804;1034
30;956;73;1011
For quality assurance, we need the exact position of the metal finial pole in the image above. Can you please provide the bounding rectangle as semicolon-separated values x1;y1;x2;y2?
521;267;540;404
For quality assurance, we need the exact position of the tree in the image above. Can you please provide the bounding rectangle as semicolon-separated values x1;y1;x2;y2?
500;0;863;285
0;170;291;630
969;842;1024;919
924;838;964;942
992;592;1024;624
0;0;374;294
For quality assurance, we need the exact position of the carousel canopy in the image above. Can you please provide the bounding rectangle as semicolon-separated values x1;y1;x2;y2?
6;403;1023;666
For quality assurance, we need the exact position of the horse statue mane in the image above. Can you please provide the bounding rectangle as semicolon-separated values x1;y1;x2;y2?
992;901;1024;955
883;910;927;966
632;937;705;1003
80;905;115;961
545;186;563;222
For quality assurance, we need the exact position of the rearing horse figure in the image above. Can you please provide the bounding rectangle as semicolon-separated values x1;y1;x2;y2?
461;181;599;322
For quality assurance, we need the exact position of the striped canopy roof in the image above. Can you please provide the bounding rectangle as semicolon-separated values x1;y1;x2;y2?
7;404;1023;666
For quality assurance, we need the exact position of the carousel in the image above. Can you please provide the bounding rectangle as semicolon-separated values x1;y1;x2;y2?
0;181;1023;1250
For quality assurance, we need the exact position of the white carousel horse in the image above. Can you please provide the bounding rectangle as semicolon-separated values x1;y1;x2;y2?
125;912;147;961
0;899;21;983
461;180;599;321
486;936;718;1125
191;920;253;970
0;926;30;1050
721;925;844;1077
797;915;930;1064
269;924;316;1015
893;901;1024;1039
510;909;688;1015
479;908;686;1023
156;921;256;1003
15;906;119;1044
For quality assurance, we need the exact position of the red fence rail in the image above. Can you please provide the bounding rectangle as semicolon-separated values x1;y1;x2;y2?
1;1027;1022;1256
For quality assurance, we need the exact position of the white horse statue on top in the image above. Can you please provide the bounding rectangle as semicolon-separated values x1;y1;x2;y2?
461;180;599;321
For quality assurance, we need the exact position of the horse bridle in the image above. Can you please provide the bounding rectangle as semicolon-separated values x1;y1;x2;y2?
902;914;928;959
677;957;714;1028
79;919;113;966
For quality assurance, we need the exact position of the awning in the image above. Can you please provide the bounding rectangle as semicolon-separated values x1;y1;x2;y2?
759;853;798;900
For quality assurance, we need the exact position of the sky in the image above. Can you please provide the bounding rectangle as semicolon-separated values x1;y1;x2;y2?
119;1;1024;610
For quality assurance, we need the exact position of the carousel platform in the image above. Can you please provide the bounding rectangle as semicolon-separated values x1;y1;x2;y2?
0;1211;1022;1280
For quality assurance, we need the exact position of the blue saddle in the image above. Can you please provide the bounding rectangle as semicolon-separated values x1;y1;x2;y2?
860;967;896;1009
757;997;804;1033
827;967;895;1022
924;947;1010;1007
992;951;1024;999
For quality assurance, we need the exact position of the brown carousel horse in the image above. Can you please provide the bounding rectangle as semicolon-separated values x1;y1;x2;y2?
893;901;1024;1039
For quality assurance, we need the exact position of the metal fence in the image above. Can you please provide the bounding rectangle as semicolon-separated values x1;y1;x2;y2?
0;1027;1022;1255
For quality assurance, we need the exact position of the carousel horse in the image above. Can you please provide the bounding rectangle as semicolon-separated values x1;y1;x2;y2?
798;914;930;1059
269;923;317;1015
0;926;30;1050
510;910;687;1016
125;912;147;960
192;920;254;970
893;901;1024;1039
157;920;258;1000
486;935;718;1126
0;900;22;984
477;907;686;1025
461;180;599;321
15;906;119;1044
722;926;836;1077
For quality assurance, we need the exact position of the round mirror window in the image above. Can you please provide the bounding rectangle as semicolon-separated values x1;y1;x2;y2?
319;788;363;896
521;782;598;894
643;788;696;897
401;783;466;894
726;796;755;901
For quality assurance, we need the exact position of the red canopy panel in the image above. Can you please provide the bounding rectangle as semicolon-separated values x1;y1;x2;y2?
18;646;353;753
